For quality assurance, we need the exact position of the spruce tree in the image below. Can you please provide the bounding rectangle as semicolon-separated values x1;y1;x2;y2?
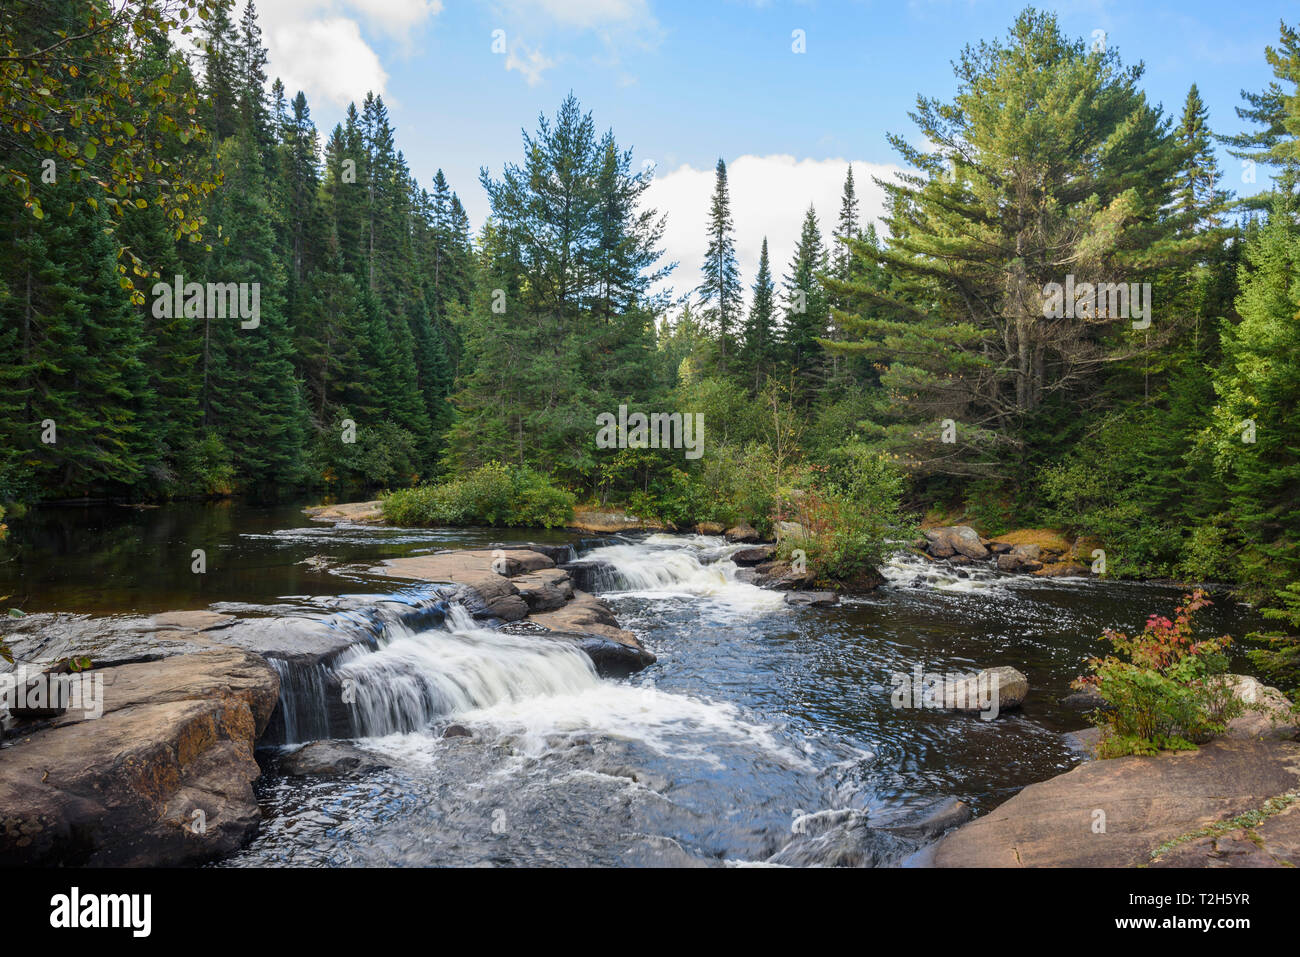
779;205;829;396
696;158;742;367
739;237;777;391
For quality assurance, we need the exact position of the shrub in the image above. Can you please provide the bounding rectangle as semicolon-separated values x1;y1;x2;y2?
776;445;913;584
382;463;575;528
1074;590;1243;757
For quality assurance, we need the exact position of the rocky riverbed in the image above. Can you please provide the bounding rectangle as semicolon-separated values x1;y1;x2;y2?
1;502;1293;868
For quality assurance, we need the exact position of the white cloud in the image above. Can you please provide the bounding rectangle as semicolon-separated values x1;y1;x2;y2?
485;0;662;86
347;0;444;36
244;0;443;107
645;155;903;309
505;39;556;86
269;17;388;109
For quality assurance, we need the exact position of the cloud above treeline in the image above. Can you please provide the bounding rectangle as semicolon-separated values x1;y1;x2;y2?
645;155;903;310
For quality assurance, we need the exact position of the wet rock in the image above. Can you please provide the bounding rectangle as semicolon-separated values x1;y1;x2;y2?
558;560;617;593
924;526;988;561
543;631;656;677
450;577;530;622
512;568;574;612
529;592;655;670
0;649;278;867
280;739;389;776
784;591;839;607
724;523;761;543
732;544;776;566
768;809;917;867
1032;562;1090;577
751;560;816;591
942;666;1029;714
996;543;1043;572
876;797;973;842
1061;727;1101;759
491;543;575;565
443;724;473;739
1059;688;1107;711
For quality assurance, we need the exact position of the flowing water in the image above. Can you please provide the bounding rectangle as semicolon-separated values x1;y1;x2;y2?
0;503;1270;866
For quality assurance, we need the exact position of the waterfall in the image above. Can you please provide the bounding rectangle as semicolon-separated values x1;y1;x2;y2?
333;605;599;738
568;535;787;611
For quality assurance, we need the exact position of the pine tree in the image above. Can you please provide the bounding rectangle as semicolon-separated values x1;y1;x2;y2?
826;9;1203;480
696;158;742;367
779;205;829;395
1222;19;1300;206
739;237;777;391
832;165;860;284
1205;194;1300;596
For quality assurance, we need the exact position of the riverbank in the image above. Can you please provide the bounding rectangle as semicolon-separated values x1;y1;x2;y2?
928;678;1300;867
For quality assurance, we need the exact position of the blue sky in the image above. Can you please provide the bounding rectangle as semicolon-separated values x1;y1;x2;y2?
248;0;1292;300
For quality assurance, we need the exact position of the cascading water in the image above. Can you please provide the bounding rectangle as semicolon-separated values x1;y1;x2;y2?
334;605;601;738
568;535;787;611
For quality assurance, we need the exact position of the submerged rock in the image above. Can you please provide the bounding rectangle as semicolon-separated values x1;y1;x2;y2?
784;591;840;607
876;797;973;842
280;739;389;776
767;809;917;867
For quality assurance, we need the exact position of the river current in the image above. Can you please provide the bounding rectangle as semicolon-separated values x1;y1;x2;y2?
0;503;1267;866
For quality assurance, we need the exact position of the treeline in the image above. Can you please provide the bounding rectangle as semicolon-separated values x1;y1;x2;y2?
0;0;472;500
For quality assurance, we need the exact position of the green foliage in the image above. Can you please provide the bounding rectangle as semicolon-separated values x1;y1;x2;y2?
382;463;575;528
1246;581;1300;698
776;445;912;583
1075;590;1243;758
308;413;419;492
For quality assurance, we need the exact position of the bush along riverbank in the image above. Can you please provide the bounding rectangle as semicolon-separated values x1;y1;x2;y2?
928;589;1300;867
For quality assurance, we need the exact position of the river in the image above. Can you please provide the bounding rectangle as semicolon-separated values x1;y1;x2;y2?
0;502;1269;866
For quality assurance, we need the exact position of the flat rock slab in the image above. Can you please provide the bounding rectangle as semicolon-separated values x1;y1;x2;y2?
784;591;839;607
375;548;553;585
0;648;279;866
374;549;560;623
530;591;652;658
303;501;384;523
567;507;666;533
932;730;1300;868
